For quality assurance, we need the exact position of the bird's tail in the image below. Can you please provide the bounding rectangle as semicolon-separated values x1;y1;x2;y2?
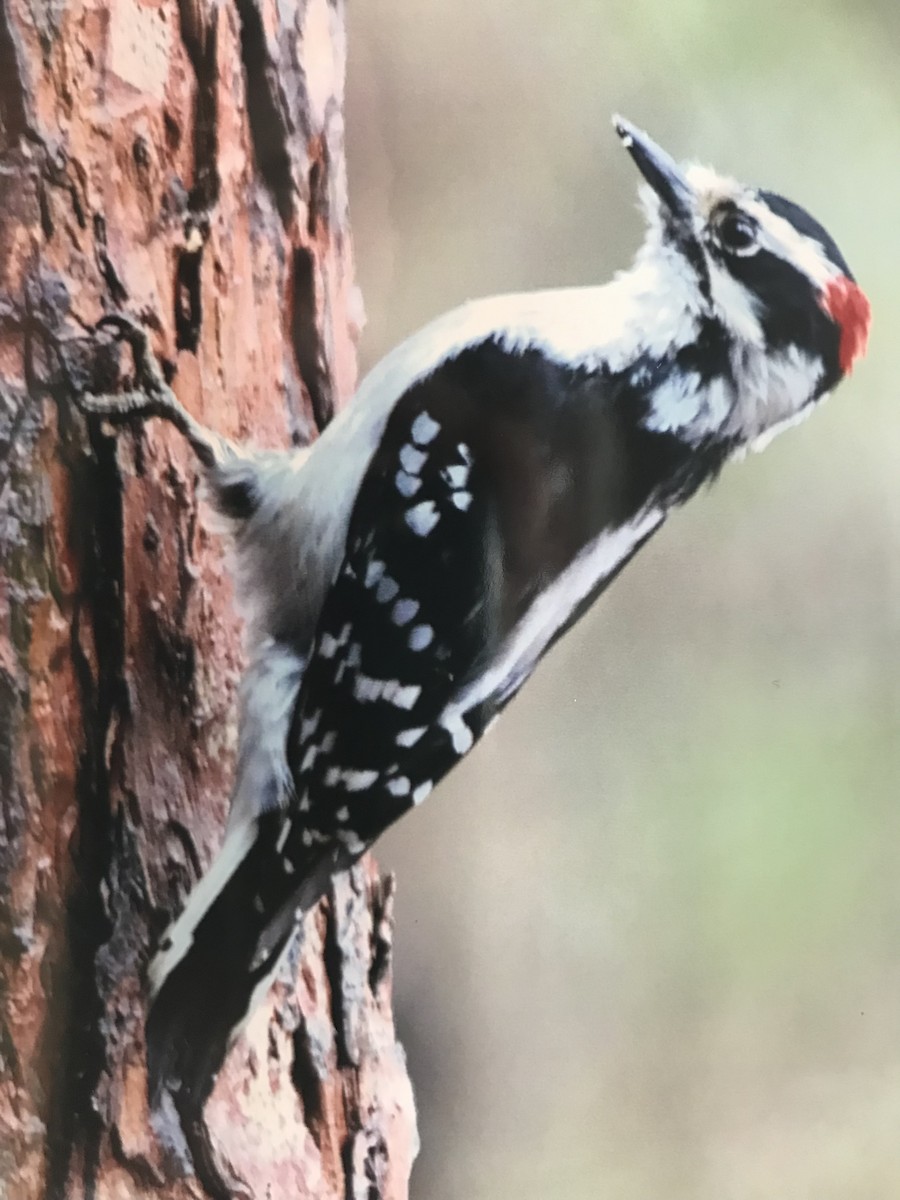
145;811;336;1114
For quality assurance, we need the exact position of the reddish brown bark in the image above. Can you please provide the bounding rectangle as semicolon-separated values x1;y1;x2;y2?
0;1;417;1197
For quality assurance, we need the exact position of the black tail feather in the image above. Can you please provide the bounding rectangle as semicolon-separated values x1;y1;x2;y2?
145;813;340;1115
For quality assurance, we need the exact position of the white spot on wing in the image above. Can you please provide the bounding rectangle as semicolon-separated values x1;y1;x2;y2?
411;412;440;445
412;781;433;805
276;820;292;854
408;624;433;651
400;443;427;473
392;684;421;710
396;470;421;497
352;674;420;710
365;560;386;588
299;710;321;743
344;769;378;791
451;490;472;511
441;464;469;488
354;674;384;703
392;597;419;626
318;633;339;659
386;776;411;797
441;713;474;755
376;575;400;603
405;501;440;537
338;829;366;855
396;726;426;747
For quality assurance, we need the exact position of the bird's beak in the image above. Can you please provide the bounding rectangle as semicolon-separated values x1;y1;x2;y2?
613;116;695;224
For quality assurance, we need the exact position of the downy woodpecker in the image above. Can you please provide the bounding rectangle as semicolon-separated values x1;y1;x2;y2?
79;117;870;1115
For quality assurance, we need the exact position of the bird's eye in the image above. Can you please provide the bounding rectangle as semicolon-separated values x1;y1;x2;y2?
715;211;759;256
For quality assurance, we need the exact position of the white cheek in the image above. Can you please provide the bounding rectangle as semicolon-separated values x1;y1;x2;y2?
709;267;765;346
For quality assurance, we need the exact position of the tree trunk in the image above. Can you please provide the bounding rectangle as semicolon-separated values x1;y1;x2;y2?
0;1;417;1197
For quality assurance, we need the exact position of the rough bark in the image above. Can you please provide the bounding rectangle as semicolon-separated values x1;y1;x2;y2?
0;1;417;1197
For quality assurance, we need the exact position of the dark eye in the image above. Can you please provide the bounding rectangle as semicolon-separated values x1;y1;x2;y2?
715;211;759;256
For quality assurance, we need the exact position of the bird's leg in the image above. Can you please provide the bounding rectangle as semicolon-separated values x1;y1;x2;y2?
76;313;234;470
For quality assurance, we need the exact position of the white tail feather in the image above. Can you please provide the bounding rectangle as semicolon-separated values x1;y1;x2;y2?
147;817;257;997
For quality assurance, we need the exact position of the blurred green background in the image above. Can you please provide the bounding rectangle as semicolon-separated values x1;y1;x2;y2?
344;4;900;1197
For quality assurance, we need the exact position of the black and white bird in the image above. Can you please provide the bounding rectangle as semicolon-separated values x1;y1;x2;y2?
81;117;870;1115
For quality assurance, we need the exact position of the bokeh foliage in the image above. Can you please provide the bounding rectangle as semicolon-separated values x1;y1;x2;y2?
346;4;899;1196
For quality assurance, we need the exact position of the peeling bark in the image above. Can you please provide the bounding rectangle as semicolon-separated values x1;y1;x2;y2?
0;1;417;1197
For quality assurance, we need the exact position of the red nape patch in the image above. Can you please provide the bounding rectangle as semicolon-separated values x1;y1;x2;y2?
820;276;872;374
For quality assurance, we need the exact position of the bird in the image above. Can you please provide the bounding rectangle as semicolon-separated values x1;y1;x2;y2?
77;115;870;1118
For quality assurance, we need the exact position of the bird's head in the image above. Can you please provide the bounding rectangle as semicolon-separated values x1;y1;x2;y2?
614;117;871;447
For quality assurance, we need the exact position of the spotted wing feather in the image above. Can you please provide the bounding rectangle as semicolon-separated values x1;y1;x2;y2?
283;405;496;857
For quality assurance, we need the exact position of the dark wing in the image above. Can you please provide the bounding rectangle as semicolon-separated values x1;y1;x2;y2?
281;378;501;857
281;339;687;857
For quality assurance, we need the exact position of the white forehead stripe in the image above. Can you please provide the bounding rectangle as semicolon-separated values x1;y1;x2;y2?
707;270;764;347
748;199;835;287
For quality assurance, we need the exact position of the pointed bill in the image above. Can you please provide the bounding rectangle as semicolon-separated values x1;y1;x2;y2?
613;115;695;223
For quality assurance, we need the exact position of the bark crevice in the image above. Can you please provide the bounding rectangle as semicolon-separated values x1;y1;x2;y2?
234;0;296;229
43;428;125;1200
178;0;220;212
0;0;31;150
291;245;333;433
